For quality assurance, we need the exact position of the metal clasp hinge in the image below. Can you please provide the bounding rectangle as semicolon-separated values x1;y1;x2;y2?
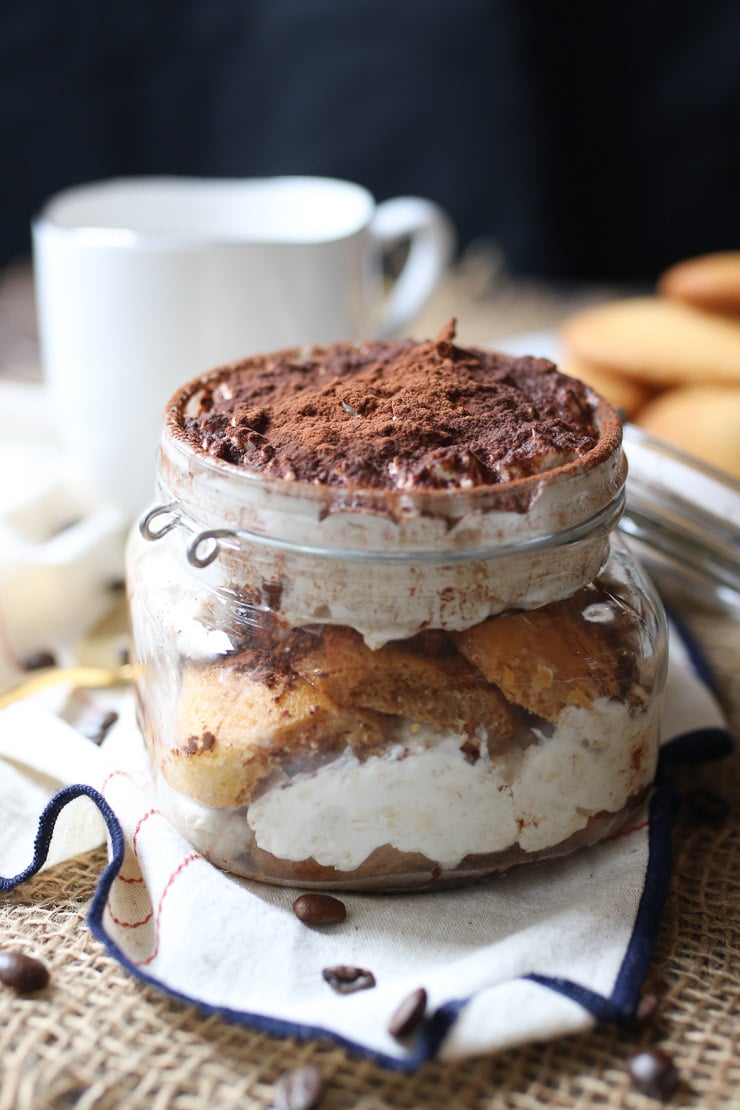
139;503;238;569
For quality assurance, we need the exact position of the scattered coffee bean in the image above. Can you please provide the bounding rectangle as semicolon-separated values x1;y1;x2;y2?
322;965;376;994
20;649;57;672
0;950;50;994
79;709;119;746
388;987;428;1039
684;787;729;825
272;1063;324;1110
634;992;660;1025
292;893;346;926
628;1047;680;1100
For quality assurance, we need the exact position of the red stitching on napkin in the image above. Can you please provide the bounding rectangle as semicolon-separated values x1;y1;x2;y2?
106;904;153;929
608;809;669;842
132;808;164;855
100;771;155;881
100;769;135;792
136;852;202;967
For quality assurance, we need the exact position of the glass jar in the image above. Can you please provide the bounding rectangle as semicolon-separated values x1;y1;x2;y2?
127;371;667;891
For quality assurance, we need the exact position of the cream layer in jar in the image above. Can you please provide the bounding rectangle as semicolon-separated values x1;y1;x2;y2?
127;321;666;889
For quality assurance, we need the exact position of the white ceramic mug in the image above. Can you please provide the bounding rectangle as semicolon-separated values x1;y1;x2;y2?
33;176;455;519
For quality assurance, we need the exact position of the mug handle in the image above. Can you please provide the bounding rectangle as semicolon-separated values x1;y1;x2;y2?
368;197;456;336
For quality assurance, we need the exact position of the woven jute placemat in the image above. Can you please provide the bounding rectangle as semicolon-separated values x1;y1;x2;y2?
1;605;738;1110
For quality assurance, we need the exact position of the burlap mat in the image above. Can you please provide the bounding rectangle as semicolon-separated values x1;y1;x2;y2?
1;259;738;1108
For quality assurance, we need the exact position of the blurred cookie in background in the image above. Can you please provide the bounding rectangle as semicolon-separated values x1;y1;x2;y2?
658;251;740;317
634;384;740;480
561;356;653;419
558;252;740;479
560;296;740;388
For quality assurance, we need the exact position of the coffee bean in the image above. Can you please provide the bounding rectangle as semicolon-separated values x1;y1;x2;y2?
388;987;427;1039
80;709;119;746
0;950;50;994
322;965;376;994
634;992;660;1024
292;893;346;926
272;1064;324;1110
628;1047;680;1100
20;649;57;672
684;787;729;825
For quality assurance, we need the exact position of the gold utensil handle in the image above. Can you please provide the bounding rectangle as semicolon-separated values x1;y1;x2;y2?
0;664;132;711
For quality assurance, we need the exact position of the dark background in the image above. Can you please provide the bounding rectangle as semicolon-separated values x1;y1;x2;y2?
3;0;740;280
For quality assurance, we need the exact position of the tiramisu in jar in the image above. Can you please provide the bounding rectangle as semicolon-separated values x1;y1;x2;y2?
127;321;667;890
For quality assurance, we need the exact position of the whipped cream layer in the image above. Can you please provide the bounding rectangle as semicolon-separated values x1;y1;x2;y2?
128;517;620;650
156;700;658;875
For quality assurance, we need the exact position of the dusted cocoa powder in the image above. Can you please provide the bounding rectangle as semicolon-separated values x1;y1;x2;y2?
179;321;599;491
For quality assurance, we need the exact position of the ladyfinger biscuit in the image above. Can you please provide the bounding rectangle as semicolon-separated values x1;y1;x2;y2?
295;625;516;745
635;384;740;479
658;252;740;316
454;592;627;722
165;664;386;807
561;296;740;386
562;356;652;418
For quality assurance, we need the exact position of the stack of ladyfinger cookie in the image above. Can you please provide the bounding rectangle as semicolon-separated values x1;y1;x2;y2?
560;251;740;479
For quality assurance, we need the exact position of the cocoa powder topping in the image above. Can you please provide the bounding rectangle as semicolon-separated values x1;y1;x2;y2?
179;321;600;490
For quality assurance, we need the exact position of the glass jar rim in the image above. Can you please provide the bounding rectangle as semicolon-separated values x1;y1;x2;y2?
620;423;740;611
141;485;626;569
156;366;626;556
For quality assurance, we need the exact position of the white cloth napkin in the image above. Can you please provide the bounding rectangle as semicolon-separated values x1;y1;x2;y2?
0;623;731;1069
0;380;126;664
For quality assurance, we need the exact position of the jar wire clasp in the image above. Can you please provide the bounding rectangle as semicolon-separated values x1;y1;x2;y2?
139;503;239;569
139;502;182;541
186;529;240;568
